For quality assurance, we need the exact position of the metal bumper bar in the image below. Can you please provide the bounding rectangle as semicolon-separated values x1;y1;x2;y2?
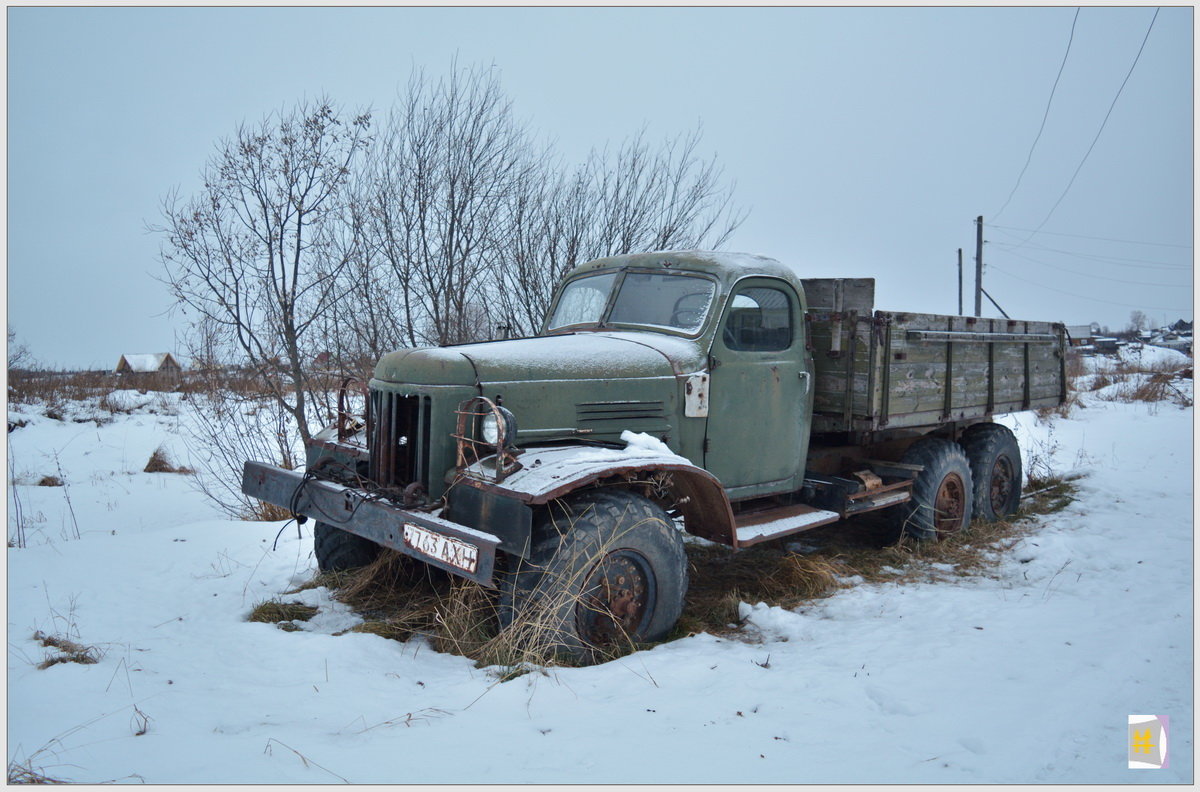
241;460;501;586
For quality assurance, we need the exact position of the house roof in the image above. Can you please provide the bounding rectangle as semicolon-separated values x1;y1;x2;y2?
1065;325;1094;340
115;353;181;373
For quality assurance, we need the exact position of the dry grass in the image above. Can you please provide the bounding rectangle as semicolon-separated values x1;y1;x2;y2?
32;631;102;670
1020;474;1078;515
678;476;1079;639
323;552;576;671
244;501;295;522
1082;354;1193;406
143;446;194;474
1095;370;1193;407
1046;349;1193;418
319;536;649;671
7;757;68;785
328;553;457;643
248;600;319;630
276;476;1079;667
6;366;289;409
675;544;845;636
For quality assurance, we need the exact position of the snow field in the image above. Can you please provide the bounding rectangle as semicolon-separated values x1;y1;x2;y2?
6;382;1193;783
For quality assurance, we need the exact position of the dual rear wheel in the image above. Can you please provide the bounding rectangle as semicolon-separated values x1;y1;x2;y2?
895;423;1022;541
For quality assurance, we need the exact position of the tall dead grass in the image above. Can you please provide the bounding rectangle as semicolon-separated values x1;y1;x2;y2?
31;630;102;669
1094;368;1193;407
284;473;1078;668
1046;349;1192;418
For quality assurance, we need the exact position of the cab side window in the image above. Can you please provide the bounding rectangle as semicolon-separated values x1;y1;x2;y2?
722;286;792;351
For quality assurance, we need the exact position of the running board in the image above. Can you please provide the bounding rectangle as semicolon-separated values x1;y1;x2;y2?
735;504;841;548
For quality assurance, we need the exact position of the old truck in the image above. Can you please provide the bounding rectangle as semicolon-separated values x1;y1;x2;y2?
243;250;1067;656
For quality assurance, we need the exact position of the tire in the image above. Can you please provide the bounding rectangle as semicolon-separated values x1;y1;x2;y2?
499;489;688;661
960;423;1023;522
894;438;973;541
314;522;381;573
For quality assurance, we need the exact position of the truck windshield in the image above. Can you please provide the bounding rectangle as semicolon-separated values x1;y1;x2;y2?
547;271;716;334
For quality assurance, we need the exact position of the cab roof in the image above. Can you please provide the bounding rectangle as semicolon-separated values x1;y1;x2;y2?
561;250;804;290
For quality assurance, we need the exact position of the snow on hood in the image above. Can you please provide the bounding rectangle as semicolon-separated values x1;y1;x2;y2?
377;331;706;386
461;432;696;500
458;332;704;383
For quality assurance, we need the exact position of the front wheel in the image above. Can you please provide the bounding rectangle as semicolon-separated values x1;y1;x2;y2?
499;489;688;661
314;522;381;573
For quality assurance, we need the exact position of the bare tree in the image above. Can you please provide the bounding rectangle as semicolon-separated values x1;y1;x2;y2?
7;326;32;371
312;184;406;381
158;98;371;444
353;64;537;347
490;126;747;337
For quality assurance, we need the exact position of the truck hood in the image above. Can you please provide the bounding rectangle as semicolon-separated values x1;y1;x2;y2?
374;331;706;387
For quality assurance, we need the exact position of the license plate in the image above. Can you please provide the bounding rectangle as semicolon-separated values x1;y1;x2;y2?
402;523;479;574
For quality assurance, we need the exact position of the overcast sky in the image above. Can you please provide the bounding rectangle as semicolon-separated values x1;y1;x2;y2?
7;5;1193;369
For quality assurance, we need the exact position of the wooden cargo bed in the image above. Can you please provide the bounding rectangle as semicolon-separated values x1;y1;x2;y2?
801;278;1067;434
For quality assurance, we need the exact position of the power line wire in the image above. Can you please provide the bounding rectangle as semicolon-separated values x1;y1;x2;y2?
989;234;1193;270
988;263;1189;312
994;8;1080;221
986;222;1191;249
991;247;1190;287
1007;7;1161;250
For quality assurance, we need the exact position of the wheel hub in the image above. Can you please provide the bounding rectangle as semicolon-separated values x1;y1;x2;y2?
934;473;967;536
989;457;1015;515
577;551;654;647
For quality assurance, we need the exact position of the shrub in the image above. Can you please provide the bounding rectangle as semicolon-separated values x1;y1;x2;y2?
32;630;102;669
143;446;193;474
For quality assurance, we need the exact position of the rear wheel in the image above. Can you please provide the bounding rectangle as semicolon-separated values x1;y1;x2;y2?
894;438;973;541
314;522;381;573
499;489;688;661
960;423;1023;522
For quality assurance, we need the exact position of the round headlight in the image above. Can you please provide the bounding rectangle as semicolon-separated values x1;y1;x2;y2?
481;406;517;448
481;413;500;445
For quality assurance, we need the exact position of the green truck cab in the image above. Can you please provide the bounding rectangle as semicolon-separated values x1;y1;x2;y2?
243;250;1067;656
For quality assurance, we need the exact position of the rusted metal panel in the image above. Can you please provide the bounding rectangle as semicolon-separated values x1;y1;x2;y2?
444;482;533;558
241;460;500;586
683;373;710;417
734;503;841;547
454;445;739;547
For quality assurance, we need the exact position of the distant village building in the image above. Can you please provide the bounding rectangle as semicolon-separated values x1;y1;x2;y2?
1146;319;1193;354
1065;325;1095;347
1149;333;1192;354
114;353;183;374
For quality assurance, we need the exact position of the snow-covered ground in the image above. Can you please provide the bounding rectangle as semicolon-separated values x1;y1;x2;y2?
6;372;1193;783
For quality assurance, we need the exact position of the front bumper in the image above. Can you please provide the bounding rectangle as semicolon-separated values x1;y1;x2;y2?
241;460;501;586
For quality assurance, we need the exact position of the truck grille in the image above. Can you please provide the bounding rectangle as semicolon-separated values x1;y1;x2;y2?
368;390;432;490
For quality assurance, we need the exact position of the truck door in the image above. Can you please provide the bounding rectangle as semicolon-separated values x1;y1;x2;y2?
704;279;813;498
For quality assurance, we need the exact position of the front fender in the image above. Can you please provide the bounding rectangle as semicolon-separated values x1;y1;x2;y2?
453;445;737;547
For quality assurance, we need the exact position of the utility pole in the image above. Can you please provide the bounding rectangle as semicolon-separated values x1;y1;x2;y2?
974;215;984;316
957;248;964;315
